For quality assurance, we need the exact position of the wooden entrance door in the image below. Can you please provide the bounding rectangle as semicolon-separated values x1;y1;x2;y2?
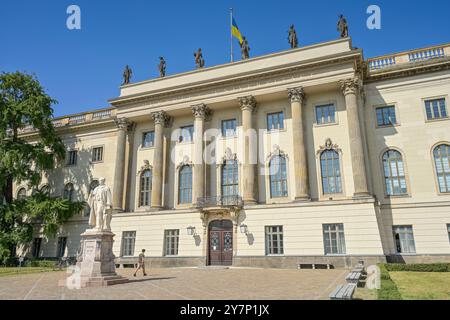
208;220;233;266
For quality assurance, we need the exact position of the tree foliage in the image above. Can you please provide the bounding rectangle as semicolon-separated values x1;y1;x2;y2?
0;72;85;264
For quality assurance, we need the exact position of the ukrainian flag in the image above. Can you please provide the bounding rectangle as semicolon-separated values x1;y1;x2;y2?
232;17;243;45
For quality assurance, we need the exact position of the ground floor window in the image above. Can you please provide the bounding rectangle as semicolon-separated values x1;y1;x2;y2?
447;224;450;243
393;226;416;254
265;226;284;255
164;230;179;256
121;231;136;257
323;224;346;255
56;237;67;258
32;238;42;258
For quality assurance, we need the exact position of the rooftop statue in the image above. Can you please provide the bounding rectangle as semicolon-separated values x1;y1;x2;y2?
240;36;250;60
122;65;132;85
194;48;205;68
337;14;349;38
288;25;298;49
158;56;166;77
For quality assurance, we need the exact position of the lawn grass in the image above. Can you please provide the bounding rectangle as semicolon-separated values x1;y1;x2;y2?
389;271;450;300
0;267;55;277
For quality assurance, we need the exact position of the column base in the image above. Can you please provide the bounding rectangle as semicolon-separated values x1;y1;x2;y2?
149;206;164;212
352;192;372;199
243;199;258;206
112;208;124;213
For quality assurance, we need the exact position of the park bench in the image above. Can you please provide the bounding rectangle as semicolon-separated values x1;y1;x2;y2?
329;284;357;300
345;271;362;284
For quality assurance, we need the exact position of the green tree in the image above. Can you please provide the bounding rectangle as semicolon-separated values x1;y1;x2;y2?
0;72;84;264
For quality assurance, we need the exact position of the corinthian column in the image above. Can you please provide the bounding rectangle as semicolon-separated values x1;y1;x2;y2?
340;78;370;197
288;87;310;201
151;111;171;209
191;104;211;205
113;118;134;212
238;95;258;205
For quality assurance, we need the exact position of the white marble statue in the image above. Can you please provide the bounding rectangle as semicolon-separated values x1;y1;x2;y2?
88;177;113;232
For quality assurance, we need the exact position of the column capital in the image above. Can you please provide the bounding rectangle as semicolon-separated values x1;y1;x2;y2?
238;95;257;112
114;117;134;131
287;87;305;103
191;103;212;120
339;78;361;96
151;111;171;127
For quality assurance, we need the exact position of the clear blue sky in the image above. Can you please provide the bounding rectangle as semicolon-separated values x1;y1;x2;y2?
1;0;449;117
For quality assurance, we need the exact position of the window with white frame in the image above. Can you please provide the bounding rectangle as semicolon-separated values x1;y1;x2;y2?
393;226;416;254
221;119;237;137
265;226;284;255
425;98;447;120
179;125;194;143
433;144;450;193
142;131;155;148
67;150;77;166
323;224;346;255
164;230;179;256
316;104;336;125
447;224;450;243
221;160;239;198
269;155;288;198
376;106;397;127
121;231;136;257
139;169;152;207
92;146;104;162
320;150;342;194
178;165;192;204
383;150;408;196
267;112;284;131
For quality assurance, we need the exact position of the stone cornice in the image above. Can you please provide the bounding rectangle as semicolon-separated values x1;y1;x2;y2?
365;57;450;83
110;51;361;108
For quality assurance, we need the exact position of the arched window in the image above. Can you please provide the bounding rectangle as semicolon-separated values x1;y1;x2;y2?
139;170;152;207
433;144;450;193
63;183;74;201
320;150;342;194
178;165;192;204
269;155;288;198
221;160;239;198
17;188;27;200
383;150;408;196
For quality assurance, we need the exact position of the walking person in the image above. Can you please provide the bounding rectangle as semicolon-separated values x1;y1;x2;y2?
133;249;147;277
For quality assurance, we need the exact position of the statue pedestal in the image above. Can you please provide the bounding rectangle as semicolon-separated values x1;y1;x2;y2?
60;230;129;288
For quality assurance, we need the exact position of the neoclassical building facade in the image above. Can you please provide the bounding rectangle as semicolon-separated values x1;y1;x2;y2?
18;38;450;268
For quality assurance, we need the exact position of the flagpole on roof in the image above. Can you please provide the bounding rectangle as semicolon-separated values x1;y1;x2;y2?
230;8;234;63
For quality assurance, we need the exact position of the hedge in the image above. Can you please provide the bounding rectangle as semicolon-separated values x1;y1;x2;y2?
24;260;55;268
385;263;450;273
377;264;402;300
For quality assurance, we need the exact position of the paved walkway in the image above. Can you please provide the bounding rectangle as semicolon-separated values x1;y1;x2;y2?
0;267;347;300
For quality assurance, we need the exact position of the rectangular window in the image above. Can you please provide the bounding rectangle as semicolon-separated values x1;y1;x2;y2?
92;147;104;163
164;230;179;256
447;224;450;243
267;112;284;131
393;226;416;254
323;224;346;255
265;226;284;255
142;131;155;148
67;150;77;166
376;106;397;127
425;98;447;120
56;237;67;258
32;238;42;258
121;231;136;257
316;104;336;125
221;119;237;137
179;125;194;143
